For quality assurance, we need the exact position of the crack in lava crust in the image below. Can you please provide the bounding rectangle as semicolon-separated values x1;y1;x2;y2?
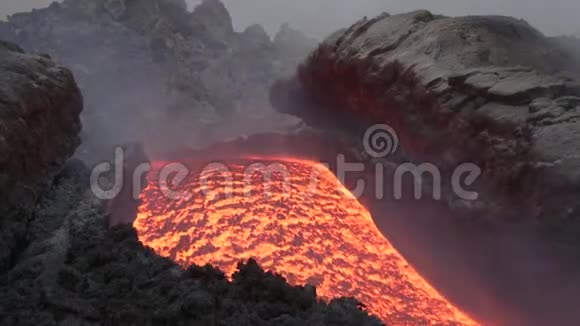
135;157;478;325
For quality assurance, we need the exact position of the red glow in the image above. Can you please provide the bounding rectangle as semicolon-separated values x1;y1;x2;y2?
135;156;478;325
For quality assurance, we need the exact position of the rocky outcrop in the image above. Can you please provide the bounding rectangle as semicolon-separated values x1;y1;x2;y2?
0;41;82;271
0;0;303;162
189;0;234;41
272;11;580;227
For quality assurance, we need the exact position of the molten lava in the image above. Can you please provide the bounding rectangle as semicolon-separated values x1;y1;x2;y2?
135;156;478;325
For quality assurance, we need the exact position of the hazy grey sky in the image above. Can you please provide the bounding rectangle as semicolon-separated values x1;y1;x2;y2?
2;0;579;38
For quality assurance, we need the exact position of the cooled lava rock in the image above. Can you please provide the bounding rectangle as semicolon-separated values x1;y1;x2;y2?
0;40;82;272
272;11;580;226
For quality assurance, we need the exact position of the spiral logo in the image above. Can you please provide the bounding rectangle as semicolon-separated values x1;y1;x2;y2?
363;124;399;158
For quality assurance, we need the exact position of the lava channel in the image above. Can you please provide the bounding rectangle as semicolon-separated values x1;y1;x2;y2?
134;156;478;325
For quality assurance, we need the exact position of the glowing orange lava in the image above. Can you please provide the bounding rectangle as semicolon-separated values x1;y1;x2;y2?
135;157;478;325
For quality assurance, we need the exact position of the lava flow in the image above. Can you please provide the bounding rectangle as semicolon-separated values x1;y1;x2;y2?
134;156;478;325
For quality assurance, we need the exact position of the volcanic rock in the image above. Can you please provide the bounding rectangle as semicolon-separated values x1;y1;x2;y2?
189;0;234;41
0;41;82;271
272;11;580;226
240;24;271;49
